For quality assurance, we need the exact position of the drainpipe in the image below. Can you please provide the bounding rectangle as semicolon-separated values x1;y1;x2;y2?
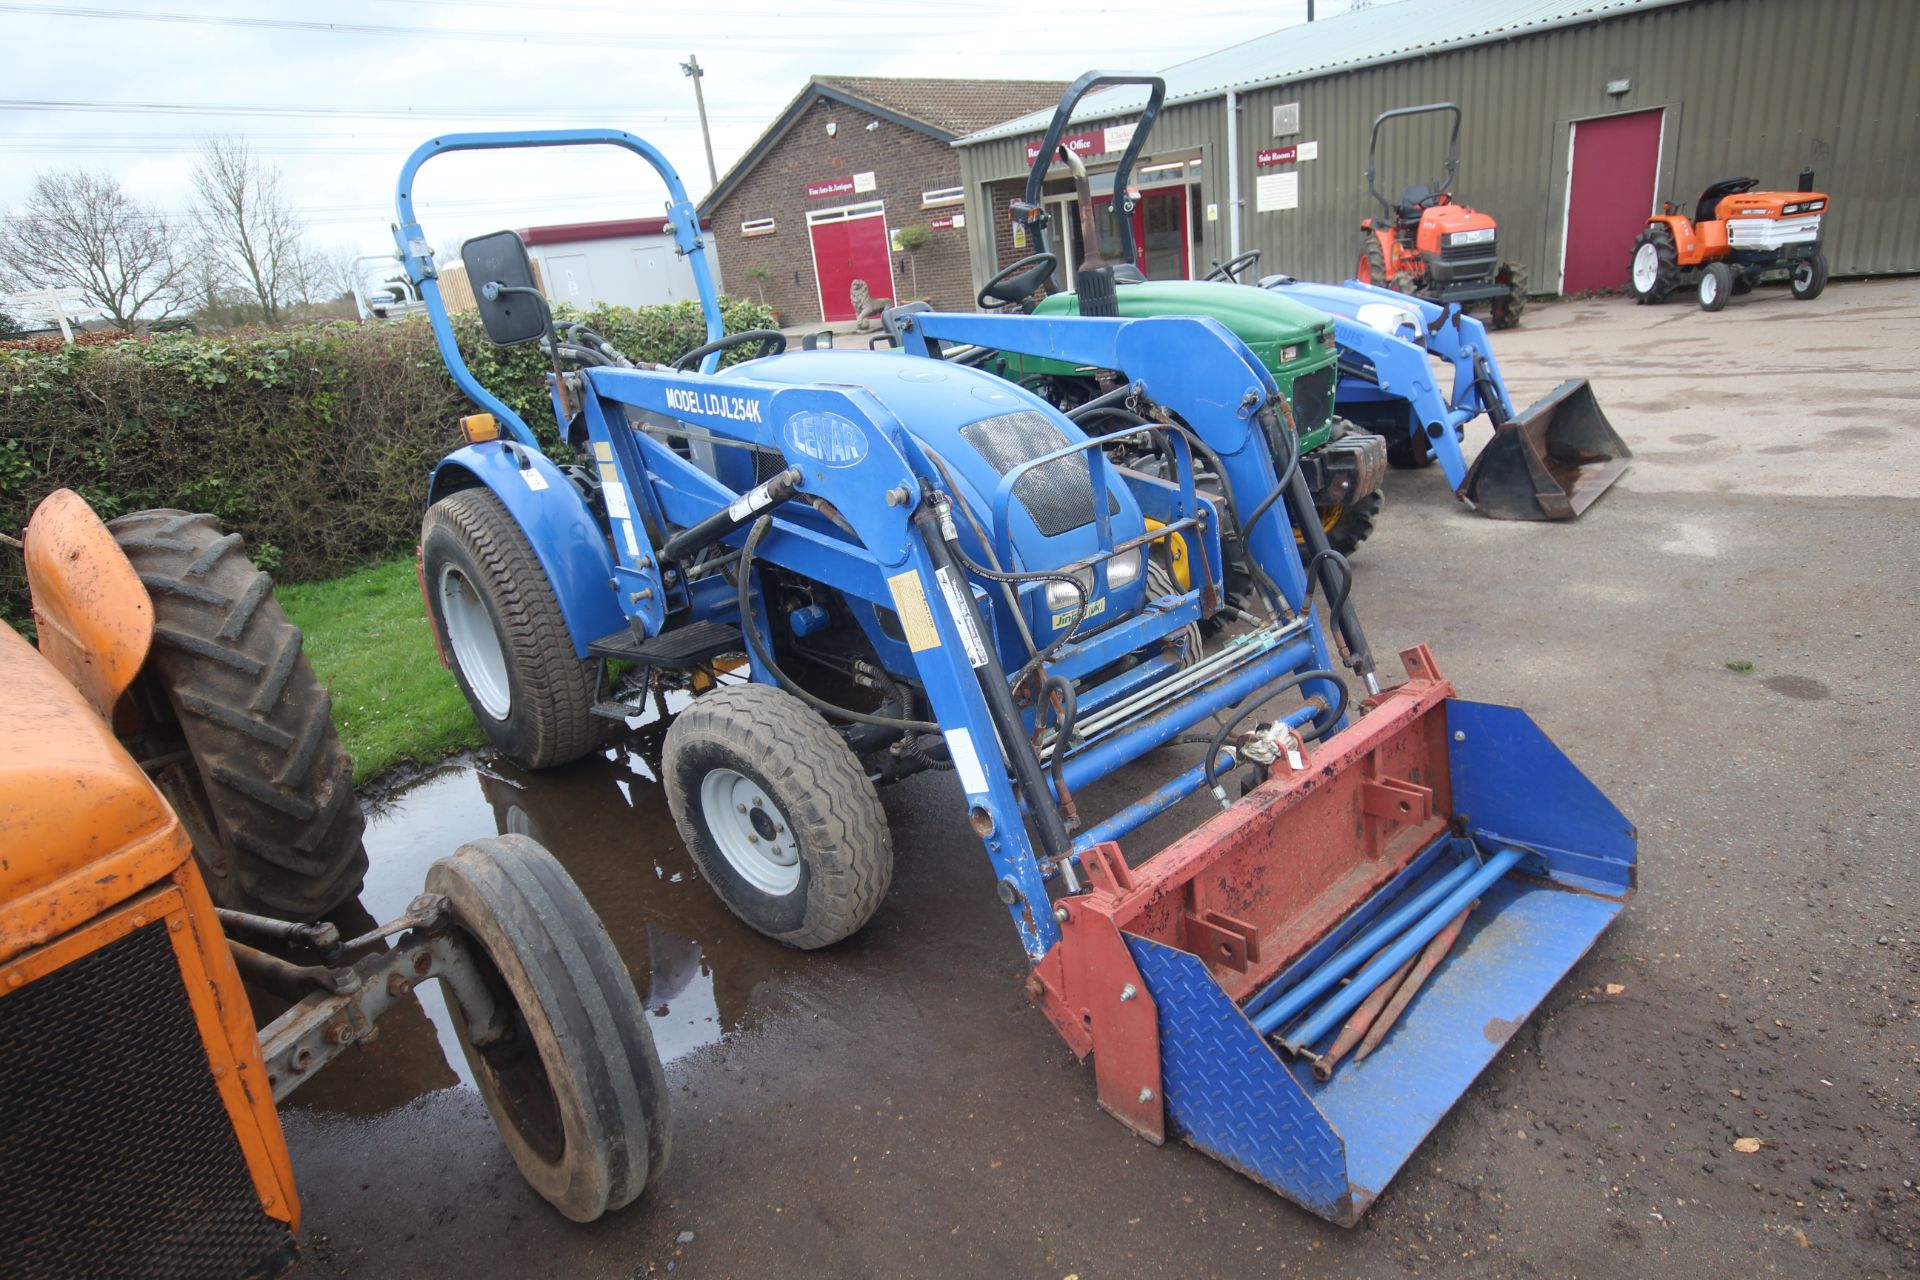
1225;90;1243;257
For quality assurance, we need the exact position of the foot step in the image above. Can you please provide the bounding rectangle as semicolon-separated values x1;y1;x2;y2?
587;619;744;669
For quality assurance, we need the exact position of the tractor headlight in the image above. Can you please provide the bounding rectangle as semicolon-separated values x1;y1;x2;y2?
1105;550;1143;590
1355;302;1424;345
1046;571;1092;612
1445;228;1496;247
1280;344;1301;364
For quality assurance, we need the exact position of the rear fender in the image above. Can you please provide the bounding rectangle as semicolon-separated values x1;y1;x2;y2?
427;443;624;658
22;488;153;718
1647;214;1709;265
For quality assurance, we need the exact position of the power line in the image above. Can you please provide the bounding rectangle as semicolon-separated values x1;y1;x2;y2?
0;97;762;122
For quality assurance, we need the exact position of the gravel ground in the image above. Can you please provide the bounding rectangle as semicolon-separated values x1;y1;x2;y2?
287;277;1918;1279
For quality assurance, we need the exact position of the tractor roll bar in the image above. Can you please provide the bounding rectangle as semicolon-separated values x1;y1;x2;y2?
1021;72;1168;268
391;129;725;448
1365;103;1463;221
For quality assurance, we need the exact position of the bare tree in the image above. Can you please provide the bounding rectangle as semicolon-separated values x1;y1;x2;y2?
0;170;187;328
190;136;314;325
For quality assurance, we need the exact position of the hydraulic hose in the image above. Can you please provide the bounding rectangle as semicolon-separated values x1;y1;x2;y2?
1202;668;1349;793
736;516;939;733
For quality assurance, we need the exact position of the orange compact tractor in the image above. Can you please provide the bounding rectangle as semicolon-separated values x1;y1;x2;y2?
1355;102;1526;329
1629;173;1831;311
2;491;667;1277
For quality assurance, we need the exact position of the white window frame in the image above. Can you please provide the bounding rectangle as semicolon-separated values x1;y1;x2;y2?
739;217;776;238
921;186;965;208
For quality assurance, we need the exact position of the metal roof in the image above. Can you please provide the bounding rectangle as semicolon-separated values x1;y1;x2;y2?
958;0;1698;145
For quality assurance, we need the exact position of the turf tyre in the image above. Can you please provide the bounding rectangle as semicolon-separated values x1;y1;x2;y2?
1790;251;1828;301
1699;261;1733;312
663;683;892;949
421;487;600;770
108;509;367;919
426;834;669;1222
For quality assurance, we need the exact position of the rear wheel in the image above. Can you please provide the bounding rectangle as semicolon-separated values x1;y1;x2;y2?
421;487;600;770
663;683;892;948
1629;225;1679;303
1386;431;1435;470
1490;262;1528;330
109;510;366;919
1790;251;1828;300
1359;231;1388;286
1699;262;1733;312
427;834;669;1223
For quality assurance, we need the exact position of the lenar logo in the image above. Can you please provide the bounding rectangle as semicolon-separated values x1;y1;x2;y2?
783;411;870;467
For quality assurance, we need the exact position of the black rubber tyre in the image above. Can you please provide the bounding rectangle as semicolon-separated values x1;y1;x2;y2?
1791;251;1828;301
1699;261;1734;312
1145;561;1202;667
1731;272;1755;296
108;510;367;920
426;834;669;1223
1629;225;1679;304
421;487;600;770
1386;431;1435;470
1320;491;1383;557
1360;231;1389;286
1490;261;1528;330
663;683;892;949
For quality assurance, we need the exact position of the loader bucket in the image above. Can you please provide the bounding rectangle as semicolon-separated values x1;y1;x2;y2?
1029;647;1635;1225
1460;377;1630;520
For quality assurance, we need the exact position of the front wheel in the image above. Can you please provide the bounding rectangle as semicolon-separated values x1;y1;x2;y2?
1699;261;1733;312
1490;262;1528;330
427;835;670;1223
1791;251;1828;300
421;487;601;770
663;683;893;948
1319;491;1383;557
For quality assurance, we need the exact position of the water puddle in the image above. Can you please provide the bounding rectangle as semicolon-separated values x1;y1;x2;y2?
283;700;808;1119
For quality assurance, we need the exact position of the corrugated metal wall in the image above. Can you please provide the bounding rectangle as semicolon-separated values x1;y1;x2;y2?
958;0;1919;292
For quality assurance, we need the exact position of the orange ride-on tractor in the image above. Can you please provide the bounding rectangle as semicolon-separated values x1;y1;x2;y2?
2;491;668;1276
1355;102;1526;329
1629;173;1831;311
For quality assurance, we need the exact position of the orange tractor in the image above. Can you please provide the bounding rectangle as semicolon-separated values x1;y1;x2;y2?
1;491;667;1276
1355;102;1526;329
1629;173;1831;311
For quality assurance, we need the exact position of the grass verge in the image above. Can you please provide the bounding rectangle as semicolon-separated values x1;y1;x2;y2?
277;555;483;786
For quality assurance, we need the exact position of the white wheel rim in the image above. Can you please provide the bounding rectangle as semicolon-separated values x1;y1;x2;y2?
1701;273;1719;305
700;768;801;895
439;564;512;720
1794;262;1813;289
1631;243;1659;292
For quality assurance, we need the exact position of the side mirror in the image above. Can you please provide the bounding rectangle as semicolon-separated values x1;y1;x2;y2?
463;230;549;347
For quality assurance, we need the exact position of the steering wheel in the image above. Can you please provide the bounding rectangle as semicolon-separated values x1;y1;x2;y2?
978;253;1058;310
1205;250;1262;284
670;328;787;371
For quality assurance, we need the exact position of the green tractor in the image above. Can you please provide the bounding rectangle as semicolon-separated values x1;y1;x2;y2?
970;72;1386;556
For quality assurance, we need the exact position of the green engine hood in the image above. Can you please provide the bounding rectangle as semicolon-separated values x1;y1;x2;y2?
1031;279;1332;346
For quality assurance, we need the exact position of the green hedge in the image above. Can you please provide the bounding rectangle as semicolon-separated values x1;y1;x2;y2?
1;296;775;624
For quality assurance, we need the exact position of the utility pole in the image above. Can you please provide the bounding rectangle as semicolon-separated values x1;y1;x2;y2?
680;55;719;189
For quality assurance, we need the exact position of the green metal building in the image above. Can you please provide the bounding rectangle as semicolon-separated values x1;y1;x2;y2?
954;0;1919;297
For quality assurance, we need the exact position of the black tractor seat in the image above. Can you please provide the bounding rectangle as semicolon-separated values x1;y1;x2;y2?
1695;176;1757;225
1397;183;1434;223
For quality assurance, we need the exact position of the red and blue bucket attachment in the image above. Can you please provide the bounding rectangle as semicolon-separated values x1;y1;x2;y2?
1029;646;1635;1225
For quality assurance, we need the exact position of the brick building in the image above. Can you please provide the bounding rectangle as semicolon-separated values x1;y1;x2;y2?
700;77;1066;326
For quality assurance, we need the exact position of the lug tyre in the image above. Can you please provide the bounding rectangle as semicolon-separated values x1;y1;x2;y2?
1699;261;1733;312
1359;232;1389;286
1145;561;1202;668
1490;261;1528;330
108;510;367;920
421;487;600;770
426;834;669;1223
663;683;892;949
1386;430;1435;470
1629;225;1680;303
1319;490;1383;557
1790;251;1828;301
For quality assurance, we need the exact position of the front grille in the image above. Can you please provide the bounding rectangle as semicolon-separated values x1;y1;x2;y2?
1287;365;1336;438
1441;241;1498;264
0;921;294;1279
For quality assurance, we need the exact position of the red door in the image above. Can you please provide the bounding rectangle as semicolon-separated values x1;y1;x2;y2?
1562;109;1664;293
808;206;896;323
1094;187;1190;278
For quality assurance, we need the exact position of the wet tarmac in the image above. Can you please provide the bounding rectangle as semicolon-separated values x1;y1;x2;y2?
283;280;1919;1279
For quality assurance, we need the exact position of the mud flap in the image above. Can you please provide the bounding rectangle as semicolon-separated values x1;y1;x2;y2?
1460;378;1630;520
1034;648;1636;1225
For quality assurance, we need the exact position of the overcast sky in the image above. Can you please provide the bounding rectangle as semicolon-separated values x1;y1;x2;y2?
1;0;1375;275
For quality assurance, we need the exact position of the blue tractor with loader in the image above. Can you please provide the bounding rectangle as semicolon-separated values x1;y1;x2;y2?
394;128;1636;1223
